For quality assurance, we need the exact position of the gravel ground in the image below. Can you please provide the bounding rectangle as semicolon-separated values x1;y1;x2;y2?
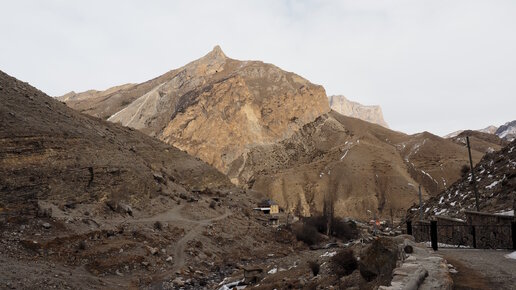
439;248;516;290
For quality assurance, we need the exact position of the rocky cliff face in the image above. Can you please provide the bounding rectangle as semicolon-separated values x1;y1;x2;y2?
60;46;330;174
328;95;388;128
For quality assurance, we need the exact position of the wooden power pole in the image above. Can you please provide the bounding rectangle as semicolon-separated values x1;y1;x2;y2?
466;136;480;212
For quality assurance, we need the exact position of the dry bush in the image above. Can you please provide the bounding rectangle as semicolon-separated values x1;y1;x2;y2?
308;260;320;276
294;224;320;245
303;216;358;241
460;164;470;177
154;221;163;231
332;219;358;241
332;249;358;277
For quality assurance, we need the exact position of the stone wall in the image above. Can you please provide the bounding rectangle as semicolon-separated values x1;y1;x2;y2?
410;212;514;249
465;211;513;249
411;221;431;243
434;216;474;247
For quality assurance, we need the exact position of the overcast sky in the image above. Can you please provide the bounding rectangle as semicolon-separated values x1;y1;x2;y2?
1;1;515;135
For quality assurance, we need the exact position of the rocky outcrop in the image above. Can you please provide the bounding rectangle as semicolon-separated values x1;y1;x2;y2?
60;46;330;174
359;237;399;284
328;95;388;128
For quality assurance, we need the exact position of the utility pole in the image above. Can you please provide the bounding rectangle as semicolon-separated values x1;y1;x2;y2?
390;208;394;228
373;211;377;236
466;136;480;212
418;185;423;221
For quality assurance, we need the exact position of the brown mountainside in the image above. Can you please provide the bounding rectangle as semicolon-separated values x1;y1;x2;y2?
59;46;330;173
0;70;304;288
1;70;230;216
228;111;484;219
57;47;486;220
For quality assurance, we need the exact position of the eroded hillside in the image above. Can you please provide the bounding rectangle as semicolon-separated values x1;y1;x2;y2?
228;111;484;220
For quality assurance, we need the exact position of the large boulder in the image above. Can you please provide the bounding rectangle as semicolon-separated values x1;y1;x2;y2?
359;237;399;284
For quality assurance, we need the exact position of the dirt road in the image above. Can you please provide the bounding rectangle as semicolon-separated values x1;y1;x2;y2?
439;249;516;290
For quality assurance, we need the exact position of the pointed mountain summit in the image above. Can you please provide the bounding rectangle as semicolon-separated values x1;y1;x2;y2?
60;47;330;173
208;45;227;58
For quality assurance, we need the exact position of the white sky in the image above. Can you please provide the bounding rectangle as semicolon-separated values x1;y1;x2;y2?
1;0;515;136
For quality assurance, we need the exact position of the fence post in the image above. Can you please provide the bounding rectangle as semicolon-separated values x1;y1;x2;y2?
471;225;477;249
512;221;516;250
430;220;438;251
407;220;412;235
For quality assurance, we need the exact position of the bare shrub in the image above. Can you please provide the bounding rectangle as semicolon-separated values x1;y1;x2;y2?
303;216;358;241
154;221;163;231
332;249;358;277
332;219;358;241
308;260;320;276
460;164;470;177
294;224;320;245
209;200;216;209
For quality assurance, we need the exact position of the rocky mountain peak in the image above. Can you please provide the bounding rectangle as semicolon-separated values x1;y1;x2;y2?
210;45;225;57
67;47;330;174
200;45;227;62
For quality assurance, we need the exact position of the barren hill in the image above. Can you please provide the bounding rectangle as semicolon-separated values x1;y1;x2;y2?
328;95;388;128
444;123;516;142
0;70;302;288
1;70;230;216
59;46;330;173
408;139;516;220
227;111;484;219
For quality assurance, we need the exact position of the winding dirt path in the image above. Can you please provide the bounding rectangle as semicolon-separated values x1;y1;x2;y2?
169;209;232;271
136;204;232;271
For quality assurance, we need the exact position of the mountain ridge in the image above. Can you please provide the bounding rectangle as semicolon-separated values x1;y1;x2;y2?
57;47;487;219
